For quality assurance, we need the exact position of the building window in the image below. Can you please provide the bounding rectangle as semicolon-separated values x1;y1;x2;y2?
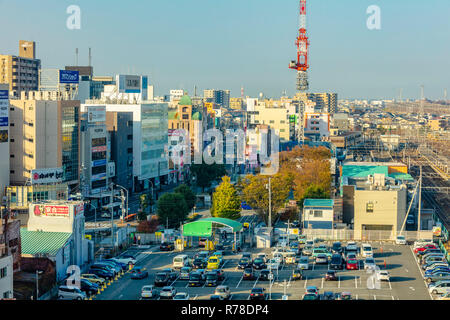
313;210;323;218
127;148;133;154
127;134;132;140
366;202;374;213
0;267;7;279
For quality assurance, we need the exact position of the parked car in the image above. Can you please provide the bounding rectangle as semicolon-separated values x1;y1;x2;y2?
250;287;266;300
437;292;450;300
303;293;319;300
96;261;121;274
243;268;255;280
330;254;344;270
141;285;159;299
189;271;205;287
428;280;450;295
395;235;407;245
423;261;449;271
321;291;336;300
425;266;450;275
325;270;337;281
361;244;373;258
80;279;99;296
131;266;149;279
364;258;377;271
205;271;219;287
315;254;328;265
160;286;177;299
238;257;252;269
252;258;266;270
425;272;450;284
332;242;343;254
58;285;87;300
336;292;352;300
214;285;231;299
160;242;175;251
210;295;225;300
87;268;114;280
102;259;128;271
173;292;190;300
414;244;437;255
81;274;106;286
376;270;390;281
297;257;310;270
90;263;117;276
112;255;137;266
346;258;358;270
267;259;281;270
154;273;170;287
305;286;319;296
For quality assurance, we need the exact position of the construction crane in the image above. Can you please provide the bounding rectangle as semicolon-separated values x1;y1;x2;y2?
289;0;309;92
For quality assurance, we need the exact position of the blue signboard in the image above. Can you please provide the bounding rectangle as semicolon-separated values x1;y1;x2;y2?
59;70;79;84
0;90;8;99
0;117;8;127
92;159;107;167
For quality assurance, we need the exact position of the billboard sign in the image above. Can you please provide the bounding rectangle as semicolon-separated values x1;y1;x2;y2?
91;173;106;181
87;106;106;123
0;130;8;143
92;145;107;153
33;204;69;217
59;70;79;84
31;167;64;184
119;75;141;93
92;159;107;167
0;90;8;129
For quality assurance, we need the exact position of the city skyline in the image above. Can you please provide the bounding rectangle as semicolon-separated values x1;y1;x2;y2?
1;0;449;100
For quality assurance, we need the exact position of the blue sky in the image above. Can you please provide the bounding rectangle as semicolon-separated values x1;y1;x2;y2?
1;0;449;100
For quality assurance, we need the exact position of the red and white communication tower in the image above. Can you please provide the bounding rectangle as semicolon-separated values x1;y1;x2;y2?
289;0;309;92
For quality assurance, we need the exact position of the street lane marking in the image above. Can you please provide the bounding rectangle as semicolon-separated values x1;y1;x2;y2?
252;278;259;289
304;276;308;288
321;277;324;289
236;275;243;288
355;276;358;288
338;276;341;288
388;279;392;290
373;295;376;300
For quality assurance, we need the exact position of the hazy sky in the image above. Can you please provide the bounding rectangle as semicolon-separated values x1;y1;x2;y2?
1;0;449;100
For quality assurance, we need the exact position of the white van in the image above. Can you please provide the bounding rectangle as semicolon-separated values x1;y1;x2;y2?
361;244;373;258
173;254;189;269
58;285;86;300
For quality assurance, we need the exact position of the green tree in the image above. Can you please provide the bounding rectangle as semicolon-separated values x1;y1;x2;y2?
297;184;329;209
241;173;293;225
140;193;154;214
211;176;241;220
156;193;189;228
191;163;227;192
174;184;196;210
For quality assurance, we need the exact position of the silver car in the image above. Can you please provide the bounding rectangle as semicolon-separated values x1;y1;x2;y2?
297;257;310;270
160;286;177;299
214;285;231;300
428;280;450;295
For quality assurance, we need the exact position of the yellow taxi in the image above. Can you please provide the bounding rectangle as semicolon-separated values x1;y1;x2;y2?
207;256;221;270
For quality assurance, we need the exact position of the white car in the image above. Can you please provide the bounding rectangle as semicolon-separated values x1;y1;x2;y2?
267;259;281;270
112;256;137;266
214;285;231;300
428;280;450;295
58;285;87;300
376;270;390;281
395;235;407;245
364;258;377;271
141;285;159;299
173;292;190;300
361;244;373;258
160;286;177;299
297;257;310;270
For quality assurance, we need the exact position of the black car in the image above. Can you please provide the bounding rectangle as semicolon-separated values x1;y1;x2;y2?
330;254;344;270
325;270;337;281
212;269;225;281
189;271;205;287
259;269;271;281
332;242;343;254
252;258;266;270
321;291;336;300
243;268;255;280
238;258;252;269
250;288;266;300
193;258;207;269
154;272;170;287
80;279;99;296
88;268;114;280
161;268;178;281
205;271;219;287
160;242;175;251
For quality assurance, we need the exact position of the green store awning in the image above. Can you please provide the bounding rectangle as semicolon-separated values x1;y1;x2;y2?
182;218;243;237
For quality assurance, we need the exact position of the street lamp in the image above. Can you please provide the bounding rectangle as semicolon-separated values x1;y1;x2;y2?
114;184;129;221
35;270;43;300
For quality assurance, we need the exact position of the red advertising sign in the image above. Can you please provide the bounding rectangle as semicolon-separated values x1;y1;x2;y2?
92;145;107;153
33;205;69;217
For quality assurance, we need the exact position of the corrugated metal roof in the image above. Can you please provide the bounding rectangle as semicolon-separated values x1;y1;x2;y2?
388;172;414;181
303;199;334;208
20;228;72;256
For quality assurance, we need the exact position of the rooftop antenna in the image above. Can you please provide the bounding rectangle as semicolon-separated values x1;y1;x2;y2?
194;85;197;97
89;47;92;67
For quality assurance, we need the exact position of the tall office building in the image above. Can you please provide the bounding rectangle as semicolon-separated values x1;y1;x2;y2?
0;40;41;97
0;84;9;200
296;92;337;113
9;91;80;189
204;89;230;108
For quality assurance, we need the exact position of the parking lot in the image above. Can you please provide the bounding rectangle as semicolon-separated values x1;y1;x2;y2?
93;238;433;300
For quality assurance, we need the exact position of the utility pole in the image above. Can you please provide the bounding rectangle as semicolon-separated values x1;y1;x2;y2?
268;177;272;229
110;184;114;248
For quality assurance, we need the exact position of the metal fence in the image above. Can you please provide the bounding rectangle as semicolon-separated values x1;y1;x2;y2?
301;229;433;242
